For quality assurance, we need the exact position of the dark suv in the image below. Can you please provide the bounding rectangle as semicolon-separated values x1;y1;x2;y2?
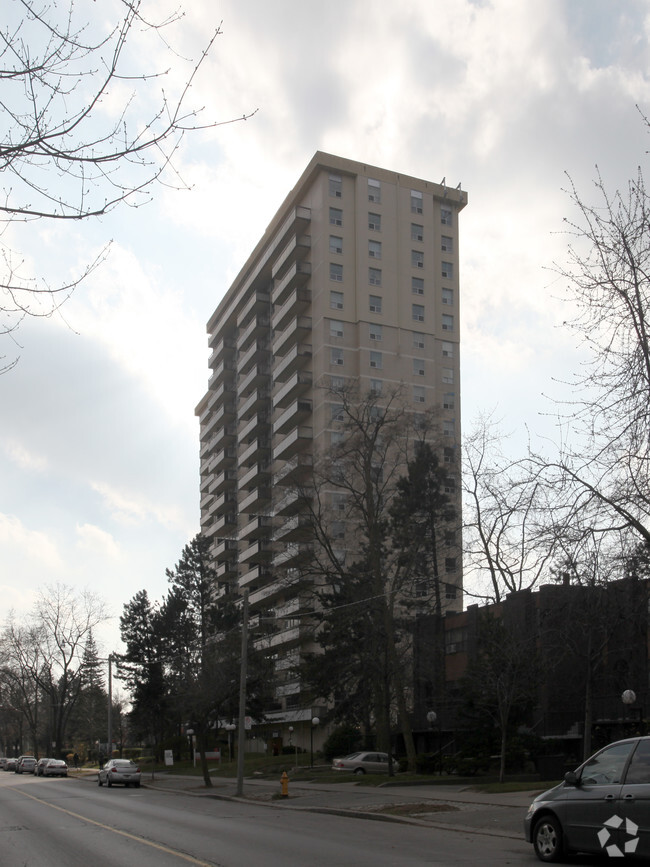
525;736;650;861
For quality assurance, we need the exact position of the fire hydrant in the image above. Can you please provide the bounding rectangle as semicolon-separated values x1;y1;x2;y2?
280;771;289;798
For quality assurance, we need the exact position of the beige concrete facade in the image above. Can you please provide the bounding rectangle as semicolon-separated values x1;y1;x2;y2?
196;152;466;718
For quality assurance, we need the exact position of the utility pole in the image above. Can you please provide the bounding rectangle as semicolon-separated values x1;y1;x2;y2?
236;590;249;797
107;654;113;761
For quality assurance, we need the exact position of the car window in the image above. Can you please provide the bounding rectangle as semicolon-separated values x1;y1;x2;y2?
625;740;650;784
581;742;635;785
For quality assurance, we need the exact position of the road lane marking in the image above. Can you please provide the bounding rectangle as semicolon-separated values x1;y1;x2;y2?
16;788;216;866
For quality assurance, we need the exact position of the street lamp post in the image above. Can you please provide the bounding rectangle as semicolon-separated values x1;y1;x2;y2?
310;717;320;769
622;689;644;734
288;725;297;767
427;711;441;775
225;724;236;762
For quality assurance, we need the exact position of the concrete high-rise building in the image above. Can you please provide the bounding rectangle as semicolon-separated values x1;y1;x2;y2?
196;152;466;732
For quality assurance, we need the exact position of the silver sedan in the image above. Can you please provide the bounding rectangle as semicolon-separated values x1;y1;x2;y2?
98;759;141;788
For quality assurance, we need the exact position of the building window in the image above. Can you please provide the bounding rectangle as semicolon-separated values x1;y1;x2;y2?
330;320;344;339
444;446;455;464
368;212;381;231
329;174;342;198
370;378;382;395
441;206;452;225
412;250;424;269
330;348;344;366
443;419;455;436
412;304;424;322
443;477;456;495
442;314;454;332
442;287;453;306
445;557;457;573
331;430;344;445
330;262;343;282
330;290;344;310
412;276;424;295
442;341;453;358
370;404;384;421
329;207;343;226
442;367;453;384
331;521;345;540
441;235;453;252
368;178;381;203
369;295;383;314
413;332;425;350
331;375;345;389
369;323;383;341
332;492;347;511
368;240;382;259
369;267;382;286
411;223;424;242
413;385;425;403
370;350;382;369
329;235;343;254
331;403;345;422
443;392;455;410
413;358;425;376
442;261;454;279
411;189;423;214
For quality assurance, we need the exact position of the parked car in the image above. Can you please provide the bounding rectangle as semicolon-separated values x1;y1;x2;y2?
15;756;36;774
37;758;67;777
0;758;7;770
5;758;16;771
331;751;398;775
525;735;650;862
98;759;141;788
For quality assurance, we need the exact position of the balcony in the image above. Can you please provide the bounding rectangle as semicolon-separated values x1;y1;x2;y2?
272;316;312;358
273;344;312;383
208;357;236;389
208;467;237;495
273;453;313;486
273;398;312;435
238;313;271;353
216;560;238;581
238;363;271;398
240;564;272;590
272;260;311;307
240;436;271;467
240;539;273;565
274;489;303;516
240;486;272;513
200;402;237;442
273;370;312;409
237;289;271;332
214;538;238;560
208;334;237;370
212;423;237;451
271;234;311;281
239;412;270;444
213;489;237;516
239;461;271;490
248;572;301;607
272;543;312;568
271;287;311;333
239;388;271;421
213;512;237;538
273;426;312;461
254;626;301;652
239;514;273;541
238;339;271;376
273;514;311;542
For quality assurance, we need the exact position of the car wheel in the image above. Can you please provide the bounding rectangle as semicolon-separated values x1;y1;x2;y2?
107;778;112;787
135;782;140;788
353;767;366;775
533;815;563;863
98;776;103;786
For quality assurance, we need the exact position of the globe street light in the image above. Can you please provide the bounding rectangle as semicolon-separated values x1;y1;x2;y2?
310;717;320;768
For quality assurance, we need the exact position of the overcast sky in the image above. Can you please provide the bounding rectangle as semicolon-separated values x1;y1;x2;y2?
2;0;650;659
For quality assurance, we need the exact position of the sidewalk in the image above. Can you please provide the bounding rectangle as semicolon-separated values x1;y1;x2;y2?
136;771;540;839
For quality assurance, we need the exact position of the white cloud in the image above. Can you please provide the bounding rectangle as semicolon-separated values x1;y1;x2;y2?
2;438;48;472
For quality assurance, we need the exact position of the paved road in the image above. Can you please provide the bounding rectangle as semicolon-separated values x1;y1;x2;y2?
0;770;562;865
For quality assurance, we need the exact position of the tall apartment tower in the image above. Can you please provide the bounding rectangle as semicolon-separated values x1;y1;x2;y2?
196;152;465;724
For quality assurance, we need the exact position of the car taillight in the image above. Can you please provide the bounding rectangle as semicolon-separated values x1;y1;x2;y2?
111;767;118;772
135;767;140;773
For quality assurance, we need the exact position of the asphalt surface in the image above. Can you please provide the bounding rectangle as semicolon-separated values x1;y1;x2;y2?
123;769;541;841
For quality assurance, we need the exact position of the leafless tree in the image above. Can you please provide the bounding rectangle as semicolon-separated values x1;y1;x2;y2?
463;414;559;602
1;0;254;368
0;584;108;755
